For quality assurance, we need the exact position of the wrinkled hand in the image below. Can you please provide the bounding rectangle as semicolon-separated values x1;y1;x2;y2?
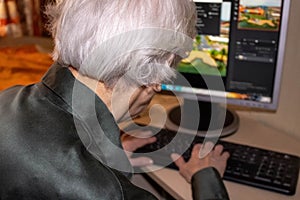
171;142;230;183
121;129;157;167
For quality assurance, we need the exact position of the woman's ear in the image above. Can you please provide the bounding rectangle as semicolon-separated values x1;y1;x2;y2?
151;84;161;93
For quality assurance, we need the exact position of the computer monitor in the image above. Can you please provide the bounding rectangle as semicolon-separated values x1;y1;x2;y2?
161;0;291;138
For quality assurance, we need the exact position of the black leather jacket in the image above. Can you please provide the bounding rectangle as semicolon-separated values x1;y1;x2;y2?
0;63;229;200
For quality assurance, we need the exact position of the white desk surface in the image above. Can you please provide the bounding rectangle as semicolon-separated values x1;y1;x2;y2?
130;94;300;200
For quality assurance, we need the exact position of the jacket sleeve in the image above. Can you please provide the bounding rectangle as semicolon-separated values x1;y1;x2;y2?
191;167;230;200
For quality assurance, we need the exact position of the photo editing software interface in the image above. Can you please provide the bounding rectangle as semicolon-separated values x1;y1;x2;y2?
162;0;288;110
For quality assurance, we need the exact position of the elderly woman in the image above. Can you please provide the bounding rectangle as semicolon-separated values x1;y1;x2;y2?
0;0;229;199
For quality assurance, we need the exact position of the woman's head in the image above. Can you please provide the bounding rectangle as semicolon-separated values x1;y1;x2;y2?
46;0;196;88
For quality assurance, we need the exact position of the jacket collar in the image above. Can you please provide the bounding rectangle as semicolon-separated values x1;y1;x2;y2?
41;62;132;174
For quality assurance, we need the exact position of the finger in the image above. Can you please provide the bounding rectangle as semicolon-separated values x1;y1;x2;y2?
213;144;224;156
199;142;214;158
171;153;186;168
221;151;230;160
122;134;157;152
126;130;154;138
191;144;201;158
129;157;153;167
131;137;157;151
204;141;215;150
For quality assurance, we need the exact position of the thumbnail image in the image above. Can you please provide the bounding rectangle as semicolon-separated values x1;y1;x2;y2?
177;2;231;77
238;0;282;31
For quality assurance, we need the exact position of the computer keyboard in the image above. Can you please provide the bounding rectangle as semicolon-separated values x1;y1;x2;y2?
130;126;300;195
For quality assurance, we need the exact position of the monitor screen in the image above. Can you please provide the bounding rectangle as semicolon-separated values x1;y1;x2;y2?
162;0;291;111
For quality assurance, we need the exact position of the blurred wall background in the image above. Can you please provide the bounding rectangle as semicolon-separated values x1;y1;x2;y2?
0;0;53;37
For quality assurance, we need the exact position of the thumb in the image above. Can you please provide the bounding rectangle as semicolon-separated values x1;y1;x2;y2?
171;153;186;168
129;157;153;167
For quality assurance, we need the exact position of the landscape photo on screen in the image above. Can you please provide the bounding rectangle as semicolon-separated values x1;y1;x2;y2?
238;0;282;31
177;2;231;77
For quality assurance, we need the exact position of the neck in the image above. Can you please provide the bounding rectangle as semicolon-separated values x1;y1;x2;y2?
69;67;113;113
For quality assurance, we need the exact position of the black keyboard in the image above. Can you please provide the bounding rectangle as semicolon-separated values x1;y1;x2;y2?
129;126;300;195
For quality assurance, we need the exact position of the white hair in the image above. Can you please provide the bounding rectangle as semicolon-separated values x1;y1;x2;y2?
45;0;196;87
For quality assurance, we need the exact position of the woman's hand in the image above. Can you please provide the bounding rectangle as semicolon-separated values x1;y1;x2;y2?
121;129;157;167
171;142;230;183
